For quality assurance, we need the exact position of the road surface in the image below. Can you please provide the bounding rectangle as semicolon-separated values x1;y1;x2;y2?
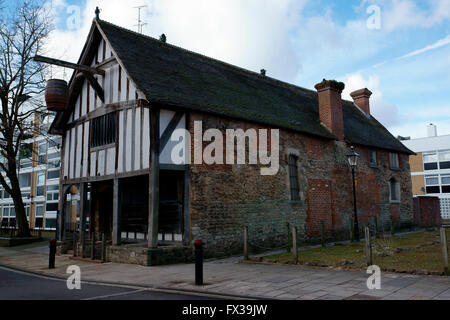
0;266;218;300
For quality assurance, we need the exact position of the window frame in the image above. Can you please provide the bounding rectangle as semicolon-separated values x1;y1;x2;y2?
90;112;117;149
389;177;401;203
368;149;377;167
389;152;400;170
288;155;300;201
423;152;438;171
425;174;440;194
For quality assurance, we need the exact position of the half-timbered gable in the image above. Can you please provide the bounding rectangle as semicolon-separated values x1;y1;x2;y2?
59;25;187;183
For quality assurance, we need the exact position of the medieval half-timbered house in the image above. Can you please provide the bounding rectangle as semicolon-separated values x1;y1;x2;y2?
45;14;415;265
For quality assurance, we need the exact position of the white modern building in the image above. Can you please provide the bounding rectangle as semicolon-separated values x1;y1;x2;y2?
402;124;450;220
0;112;61;230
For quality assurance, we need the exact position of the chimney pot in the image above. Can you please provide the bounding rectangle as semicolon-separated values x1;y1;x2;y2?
350;88;372;115
314;79;345;140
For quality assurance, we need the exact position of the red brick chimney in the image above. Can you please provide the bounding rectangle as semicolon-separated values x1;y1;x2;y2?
314;79;345;141
350;88;372;115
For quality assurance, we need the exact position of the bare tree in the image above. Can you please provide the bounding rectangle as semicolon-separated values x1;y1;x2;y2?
0;1;50;237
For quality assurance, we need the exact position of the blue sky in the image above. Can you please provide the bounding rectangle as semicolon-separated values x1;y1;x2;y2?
13;0;450;138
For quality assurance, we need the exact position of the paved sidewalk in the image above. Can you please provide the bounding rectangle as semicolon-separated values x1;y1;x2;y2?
1;242;449;300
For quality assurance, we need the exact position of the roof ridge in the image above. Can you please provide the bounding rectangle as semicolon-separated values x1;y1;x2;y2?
97;19;319;97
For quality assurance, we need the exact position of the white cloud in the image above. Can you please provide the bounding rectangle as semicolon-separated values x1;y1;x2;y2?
367;0;450;31
44;0;308;82
341;73;402;128
398;34;450;59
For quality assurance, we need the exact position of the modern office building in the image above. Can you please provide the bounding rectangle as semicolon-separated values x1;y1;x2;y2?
402;124;450;220
0;112;61;230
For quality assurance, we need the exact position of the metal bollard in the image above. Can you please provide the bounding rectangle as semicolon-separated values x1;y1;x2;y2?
194;240;204;285
49;238;57;269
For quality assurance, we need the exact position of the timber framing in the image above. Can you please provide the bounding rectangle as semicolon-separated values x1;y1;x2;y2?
34;55;105;76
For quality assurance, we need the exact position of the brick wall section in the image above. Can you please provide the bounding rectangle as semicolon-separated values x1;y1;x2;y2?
186;112;414;257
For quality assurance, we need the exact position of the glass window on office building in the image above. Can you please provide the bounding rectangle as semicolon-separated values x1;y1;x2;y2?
2;205;16;228
45;218;56;229
36;172;46;196
48;137;61;150
439;150;450;170
35;204;44;229
425;175;440;194
441;175;450;193
46;185;59;201
18;172;31;188
423;152;438;170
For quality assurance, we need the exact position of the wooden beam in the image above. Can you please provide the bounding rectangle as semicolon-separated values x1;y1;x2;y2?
112;178;121;245
79;183;87;257
159;112;183;153
148;107;160;248
34;55;105;76
81;71;105;103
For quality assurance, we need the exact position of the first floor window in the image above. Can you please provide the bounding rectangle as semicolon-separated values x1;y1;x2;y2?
390;153;400;169
389;178;400;202
369;149;377;166
90;112;116;148
439;150;450;170
288;155;300;201
423;152;438;170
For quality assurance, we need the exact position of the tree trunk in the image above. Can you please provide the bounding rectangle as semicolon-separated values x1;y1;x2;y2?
8;167;31;238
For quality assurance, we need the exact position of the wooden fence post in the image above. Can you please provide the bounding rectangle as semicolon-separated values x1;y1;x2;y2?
391;216;395;237
374;216;378;239
350;218;354;242
440;228;449;275
244;226;249;261
320;221;325;248
286;222;291;253
365;226;373;266
292;226;298;263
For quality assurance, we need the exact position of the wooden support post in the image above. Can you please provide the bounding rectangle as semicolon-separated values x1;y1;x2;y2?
148;108;160;248
244;226;249;260
365;226;373;266
90;232;95;260
79;183;87;258
73;231;77;257
292;226;298;264
102;232;107;263
286;222;291;253
440;228;449;275
112;178;121;245
57;186;66;241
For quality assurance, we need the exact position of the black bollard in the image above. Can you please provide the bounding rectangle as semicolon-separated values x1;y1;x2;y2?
49;238;57;269
194;240;203;285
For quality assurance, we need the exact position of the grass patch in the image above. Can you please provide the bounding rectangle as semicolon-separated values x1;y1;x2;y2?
258;230;449;275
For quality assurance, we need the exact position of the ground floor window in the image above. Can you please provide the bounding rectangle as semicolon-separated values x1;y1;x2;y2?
389;178;400;202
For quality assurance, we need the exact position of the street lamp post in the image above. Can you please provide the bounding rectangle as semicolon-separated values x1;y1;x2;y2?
346;146;360;242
